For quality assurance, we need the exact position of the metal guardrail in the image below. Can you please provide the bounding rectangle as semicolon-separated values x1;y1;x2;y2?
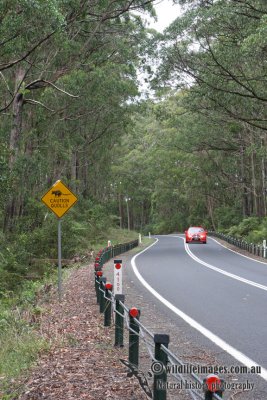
94;239;139;270
93;241;223;400
209;231;267;259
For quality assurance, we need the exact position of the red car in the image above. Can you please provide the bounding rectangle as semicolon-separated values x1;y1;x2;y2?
185;226;207;244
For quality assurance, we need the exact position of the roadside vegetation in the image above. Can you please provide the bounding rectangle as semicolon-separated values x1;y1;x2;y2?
0;221;138;397
224;217;267;245
0;280;50;398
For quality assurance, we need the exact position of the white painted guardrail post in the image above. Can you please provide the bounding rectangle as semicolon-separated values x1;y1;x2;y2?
114;259;122;295
263;239;266;258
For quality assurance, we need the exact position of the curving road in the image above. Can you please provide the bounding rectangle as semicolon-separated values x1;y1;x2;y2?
131;235;267;383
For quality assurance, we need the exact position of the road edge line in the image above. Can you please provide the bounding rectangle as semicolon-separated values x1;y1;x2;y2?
210;237;267;265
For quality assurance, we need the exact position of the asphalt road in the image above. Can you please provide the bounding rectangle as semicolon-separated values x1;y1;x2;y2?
131;235;267;382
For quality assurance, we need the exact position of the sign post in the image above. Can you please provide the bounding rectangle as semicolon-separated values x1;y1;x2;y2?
58;219;62;301
41;180;78;301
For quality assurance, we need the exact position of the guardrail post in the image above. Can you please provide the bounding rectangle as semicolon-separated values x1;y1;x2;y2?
153;334;169;400
95;271;103;304
128;308;140;368
114;294;125;347
95;272;98;293
94;261;100;270
203;374;224;399
99;277;106;313
95;271;103;298
104;283;112;326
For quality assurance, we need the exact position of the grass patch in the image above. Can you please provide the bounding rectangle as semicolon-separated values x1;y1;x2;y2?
0;279;54;397
91;228;139;251
0;327;47;381
0;312;49;398
129;236;155;255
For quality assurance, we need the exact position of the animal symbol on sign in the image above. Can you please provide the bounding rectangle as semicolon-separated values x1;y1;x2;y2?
52;190;62;197
51;190;71;197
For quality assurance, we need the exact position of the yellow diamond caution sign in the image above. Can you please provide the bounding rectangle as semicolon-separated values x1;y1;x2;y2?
41;180;78;218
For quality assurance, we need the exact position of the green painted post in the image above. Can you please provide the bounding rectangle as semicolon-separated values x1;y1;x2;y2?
96;278;100;304
114;294;125;347
95;273;98;293
95;271;103;304
104;283;112;326
99;277;106;313
153;334;169;400
128;308;140;368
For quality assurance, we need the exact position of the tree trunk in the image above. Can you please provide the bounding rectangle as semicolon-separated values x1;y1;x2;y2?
239;140;249;217
250;142;258;216
4;68;25;231
118;193;123;228
71;151;78;192
260;136;267;216
207;195;216;230
9;68;25;168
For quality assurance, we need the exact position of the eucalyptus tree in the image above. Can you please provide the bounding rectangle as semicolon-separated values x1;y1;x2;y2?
0;0;156;231
154;0;267;218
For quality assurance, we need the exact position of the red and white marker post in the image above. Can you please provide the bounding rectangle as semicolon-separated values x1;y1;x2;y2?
114;259;122;295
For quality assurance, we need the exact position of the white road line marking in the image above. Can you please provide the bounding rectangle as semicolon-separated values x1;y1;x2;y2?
179;236;267;291
211;237;267;265
131;237;267;381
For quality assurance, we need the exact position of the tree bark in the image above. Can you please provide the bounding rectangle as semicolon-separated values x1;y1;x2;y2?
9;68;25;168
260;136;267;216
4;68;25;231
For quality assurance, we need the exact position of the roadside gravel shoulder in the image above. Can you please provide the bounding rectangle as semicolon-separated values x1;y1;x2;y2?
14;264;148;400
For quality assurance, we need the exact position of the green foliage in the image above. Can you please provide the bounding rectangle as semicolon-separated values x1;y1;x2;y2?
226;217;267;244
0;195;135;294
214;206;243;230
0;322;47;382
227;217;262;238
217;215;267;244
0;278;52;396
0;0;158;294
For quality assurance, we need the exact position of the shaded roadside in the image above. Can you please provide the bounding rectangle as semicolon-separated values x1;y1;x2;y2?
13;265;147;400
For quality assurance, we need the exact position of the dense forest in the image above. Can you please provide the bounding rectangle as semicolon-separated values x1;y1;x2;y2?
1;0;267;295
